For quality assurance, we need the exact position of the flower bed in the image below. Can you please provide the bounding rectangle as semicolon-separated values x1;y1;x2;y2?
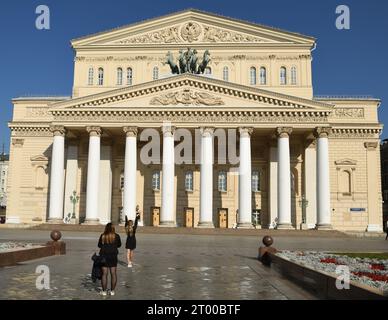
0;242;42;253
276;251;388;293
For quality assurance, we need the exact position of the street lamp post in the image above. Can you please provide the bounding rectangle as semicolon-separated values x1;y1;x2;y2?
70;191;79;223
299;195;309;229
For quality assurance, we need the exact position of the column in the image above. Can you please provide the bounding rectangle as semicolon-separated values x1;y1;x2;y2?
238;127;253;228
268;142;277;229
365;142;383;232
64;143;78;222
160;125;176;226
48;125;66;223
304;140;317;229
123;127;138;222
84;126;101;224
98;143;112;225
315;127;332;229
199;127;214;227
276;127;293;229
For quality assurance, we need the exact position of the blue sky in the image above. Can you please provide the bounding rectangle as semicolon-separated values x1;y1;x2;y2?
0;0;387;153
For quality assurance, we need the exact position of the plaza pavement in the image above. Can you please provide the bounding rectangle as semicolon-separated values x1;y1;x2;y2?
0;228;387;300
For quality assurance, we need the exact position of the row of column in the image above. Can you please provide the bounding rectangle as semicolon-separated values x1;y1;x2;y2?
48;125;332;229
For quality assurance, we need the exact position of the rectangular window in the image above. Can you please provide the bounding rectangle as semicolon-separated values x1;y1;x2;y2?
252;171;260;192
218;171;227;192
152;171;160;191
185;171;193;191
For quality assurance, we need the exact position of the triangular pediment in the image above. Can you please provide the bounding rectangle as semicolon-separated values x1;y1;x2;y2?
50;74;332;112
71;9;315;48
335;158;357;166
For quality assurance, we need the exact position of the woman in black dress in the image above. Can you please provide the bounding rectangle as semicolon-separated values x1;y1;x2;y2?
98;223;121;296
125;210;140;267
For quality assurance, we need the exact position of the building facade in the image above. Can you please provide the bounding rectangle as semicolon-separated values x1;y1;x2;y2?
380;139;388;231
7;10;383;231
0;153;9;210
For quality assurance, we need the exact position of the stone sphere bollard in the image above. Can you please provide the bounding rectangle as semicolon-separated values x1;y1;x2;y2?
258;235;276;266
50;230;62;242
262;235;273;247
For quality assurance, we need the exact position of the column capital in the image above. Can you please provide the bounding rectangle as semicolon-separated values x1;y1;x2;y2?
49;125;66;137
199;127;215;137
123;126;138;137
161;125;176;137
276;127;292;138
86;126;102;137
364;142;378;150
239;127;253;137
314;127;332;139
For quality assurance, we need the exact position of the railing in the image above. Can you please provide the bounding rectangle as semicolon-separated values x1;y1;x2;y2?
314;95;375;100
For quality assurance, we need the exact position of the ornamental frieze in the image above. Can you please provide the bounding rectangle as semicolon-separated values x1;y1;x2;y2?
333;108;364;118
26;107;51;118
330;128;381;139
149;89;224;106
10;126;52;137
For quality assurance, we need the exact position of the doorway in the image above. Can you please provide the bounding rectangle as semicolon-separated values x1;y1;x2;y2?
218;208;228;228
151;206;160;226
184;207;194;228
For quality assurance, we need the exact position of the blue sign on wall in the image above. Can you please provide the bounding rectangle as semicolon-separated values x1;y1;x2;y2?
350;208;366;212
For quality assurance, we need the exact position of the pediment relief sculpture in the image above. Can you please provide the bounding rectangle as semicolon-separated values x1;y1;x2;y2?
149;89;224;106
114;22;270;45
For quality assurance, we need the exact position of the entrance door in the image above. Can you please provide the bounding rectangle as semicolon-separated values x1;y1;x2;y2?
185;207;194;228
218;208;228;228
151;206;160;226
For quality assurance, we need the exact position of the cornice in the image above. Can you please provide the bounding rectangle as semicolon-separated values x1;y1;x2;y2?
51;109;330;124
50;74;332;111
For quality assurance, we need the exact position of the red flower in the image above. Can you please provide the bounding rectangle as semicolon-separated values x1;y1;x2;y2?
370;264;385;271
320;258;339;264
352;271;388;282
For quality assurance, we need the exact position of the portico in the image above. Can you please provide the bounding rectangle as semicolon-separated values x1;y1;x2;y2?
46;76;333;229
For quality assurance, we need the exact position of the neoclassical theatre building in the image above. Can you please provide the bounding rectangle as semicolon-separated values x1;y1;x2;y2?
7;9;383;231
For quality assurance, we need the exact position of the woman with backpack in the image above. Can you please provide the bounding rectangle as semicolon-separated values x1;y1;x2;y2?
98;223;121;296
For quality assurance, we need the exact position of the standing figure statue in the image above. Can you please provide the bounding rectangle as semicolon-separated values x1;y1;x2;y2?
189;49;198;74
165;51;179;74
197;50;211;74
178;49;187;74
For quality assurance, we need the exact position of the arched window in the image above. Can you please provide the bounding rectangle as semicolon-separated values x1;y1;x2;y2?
127;67;133;85
250;67;257;85
291;66;297;85
205;67;212;75
98;68;104;86
218;171;227;192
259;67;267;85
117;68;123;85
340;170;351;195
252;170;260;192
153;66;159;80
88;67;94;85
223;66;229;81
280;67;287;85
185;171;193;191
152;171;160;191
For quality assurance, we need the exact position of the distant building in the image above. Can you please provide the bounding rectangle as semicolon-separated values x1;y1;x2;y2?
381;140;388;230
0;153;9;210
